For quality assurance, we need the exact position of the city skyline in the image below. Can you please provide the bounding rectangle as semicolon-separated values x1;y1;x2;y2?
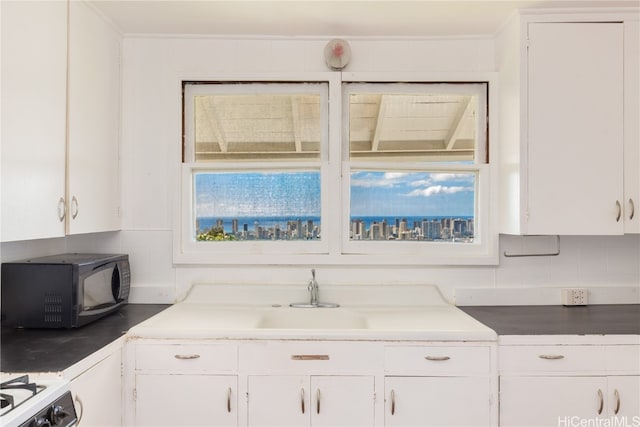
196;215;474;242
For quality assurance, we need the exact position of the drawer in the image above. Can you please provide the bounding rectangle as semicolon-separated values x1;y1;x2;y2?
240;341;383;374
606;345;640;372
384;346;490;375
135;343;238;372
499;345;606;373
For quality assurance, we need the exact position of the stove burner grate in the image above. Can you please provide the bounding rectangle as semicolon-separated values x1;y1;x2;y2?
0;375;46;415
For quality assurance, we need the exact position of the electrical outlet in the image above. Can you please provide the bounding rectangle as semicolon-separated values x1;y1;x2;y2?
561;288;588;306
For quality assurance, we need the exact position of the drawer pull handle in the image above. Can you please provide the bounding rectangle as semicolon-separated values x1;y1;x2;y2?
300;388;305;414
538;354;564;360
616;200;622;222
597;389;604;415
630;199;636;221
316;389;321;414
425;356;451;361
614;389;620;415
227;387;232;413
291;355;329;361
390;389;396;415
174;354;201;360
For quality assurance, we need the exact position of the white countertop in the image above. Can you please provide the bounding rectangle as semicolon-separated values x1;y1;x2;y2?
128;284;497;341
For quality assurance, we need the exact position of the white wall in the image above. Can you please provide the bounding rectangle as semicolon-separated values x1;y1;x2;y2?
2;35;638;305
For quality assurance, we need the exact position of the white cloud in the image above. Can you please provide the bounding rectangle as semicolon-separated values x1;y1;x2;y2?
384;172;409;180
406;185;473;197
430;173;474;182
351;172;408;188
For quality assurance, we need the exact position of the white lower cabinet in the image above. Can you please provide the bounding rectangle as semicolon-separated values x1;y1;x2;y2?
70;350;123;426
500;376;640;426
384;376;491;426
131;342;239;426
135;374;237;426
247;375;374;426
127;340;496;427
499;343;640;427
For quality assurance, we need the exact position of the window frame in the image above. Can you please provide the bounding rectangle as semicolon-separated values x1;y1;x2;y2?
341;81;489;258
180;80;331;257
174;72;499;265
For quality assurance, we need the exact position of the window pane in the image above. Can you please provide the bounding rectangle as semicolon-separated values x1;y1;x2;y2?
192;92;321;161
349;92;480;162
350;171;475;242
194;171;321;241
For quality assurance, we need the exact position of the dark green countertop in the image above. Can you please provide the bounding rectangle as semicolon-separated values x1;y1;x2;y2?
460;304;640;336
1;304;169;373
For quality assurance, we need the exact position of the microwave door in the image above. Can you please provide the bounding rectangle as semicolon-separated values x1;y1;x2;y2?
83;266;117;310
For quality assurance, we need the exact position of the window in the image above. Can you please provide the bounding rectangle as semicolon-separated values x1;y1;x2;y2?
342;83;489;258
179;77;496;264
181;82;329;255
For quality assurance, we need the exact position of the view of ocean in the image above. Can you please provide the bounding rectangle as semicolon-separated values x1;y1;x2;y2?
197;215;473;234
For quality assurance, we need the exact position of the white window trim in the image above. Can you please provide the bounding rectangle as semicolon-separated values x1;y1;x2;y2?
173;72;499;266
341;81;490;259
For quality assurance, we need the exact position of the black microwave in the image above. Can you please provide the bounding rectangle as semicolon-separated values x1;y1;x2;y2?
1;253;130;328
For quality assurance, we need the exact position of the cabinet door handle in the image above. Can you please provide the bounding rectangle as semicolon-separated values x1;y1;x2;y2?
425;355;451;361
538;354;564;360
316;389;321;414
616;200;622;222
58;197;66;222
614;389;620;415
227;387;232;413
300;388;305;414
174;354;200;360
291;354;329;361
597;389;604;415
390;389;396;415
71;196;79;220
74;395;84;425
630;199;635;221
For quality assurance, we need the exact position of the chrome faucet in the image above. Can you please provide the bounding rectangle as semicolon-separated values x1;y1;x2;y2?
290;269;339;308
308;269;319;306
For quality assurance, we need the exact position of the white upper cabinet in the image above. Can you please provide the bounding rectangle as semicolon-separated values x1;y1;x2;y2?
67;0;121;235
1;0;68;242
498;11;639;235
0;0;122;242
623;20;640;234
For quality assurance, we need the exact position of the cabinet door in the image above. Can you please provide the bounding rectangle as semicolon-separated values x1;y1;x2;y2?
135;374;237;426
67;0;121;234
624;20;640;233
526;22;624;235
247;376;310;426
1;0;67;242
311;376;374;427
384;376;491;426
608;376;640;419
500;376;608;427
71;351;123;427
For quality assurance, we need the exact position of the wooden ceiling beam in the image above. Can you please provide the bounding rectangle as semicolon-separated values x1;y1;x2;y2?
444;96;472;151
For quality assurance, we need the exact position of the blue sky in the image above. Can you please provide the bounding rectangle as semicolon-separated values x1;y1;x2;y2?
350;171;475;217
195;172;321;218
195;171;475;218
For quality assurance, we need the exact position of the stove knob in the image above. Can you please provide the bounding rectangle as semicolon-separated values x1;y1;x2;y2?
34;416;52;427
49;405;69;425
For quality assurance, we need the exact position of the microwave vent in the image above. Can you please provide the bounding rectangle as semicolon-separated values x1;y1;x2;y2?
43;293;63;324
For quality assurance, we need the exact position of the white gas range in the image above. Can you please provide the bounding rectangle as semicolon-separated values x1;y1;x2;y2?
0;375;77;427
